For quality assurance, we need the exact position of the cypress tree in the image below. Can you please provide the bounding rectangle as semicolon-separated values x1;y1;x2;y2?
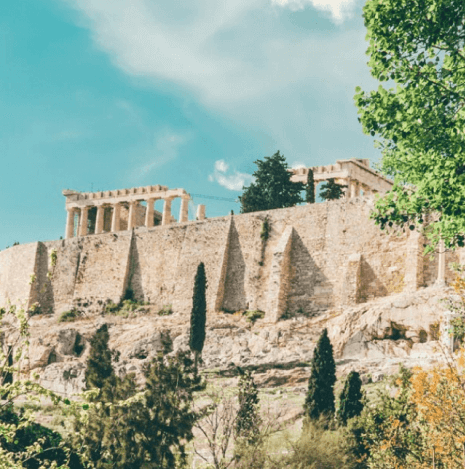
84;323;116;399
319;178;348;201
190;262;207;370
235;369;261;446
306;168;315;204
304;328;336;420
337;371;363;426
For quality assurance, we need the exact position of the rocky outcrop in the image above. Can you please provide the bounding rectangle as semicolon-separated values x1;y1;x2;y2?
12;285;456;396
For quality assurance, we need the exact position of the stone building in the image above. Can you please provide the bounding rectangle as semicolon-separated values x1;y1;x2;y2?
290;158;393;197
62;185;205;239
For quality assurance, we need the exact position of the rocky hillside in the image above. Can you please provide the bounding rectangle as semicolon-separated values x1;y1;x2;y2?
9;284;454;397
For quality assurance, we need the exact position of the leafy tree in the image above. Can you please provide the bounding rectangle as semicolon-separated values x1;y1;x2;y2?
235;369;261;446
337;371;363;426
354;0;465;252
345;366;428;469
239;151;304;213
74;350;200;469
304;328;336;421
190;262;207;370
139;351;199;468
319;178;347;201
0;303;77;468
84;323;116;396
305;168;315;204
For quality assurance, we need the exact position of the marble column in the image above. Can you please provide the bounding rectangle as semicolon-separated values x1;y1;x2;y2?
179;196;189;223
128;201;137;230
145;198;155;228
196;204;206;220
350;181;360;198
436;239;446;286
111;203;121;232
95;205;105;234
162;198;173;226
65;208;75;239
79;207;89;237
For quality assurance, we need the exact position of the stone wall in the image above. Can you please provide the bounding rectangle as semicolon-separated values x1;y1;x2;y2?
0;197;455;320
0;243;38;308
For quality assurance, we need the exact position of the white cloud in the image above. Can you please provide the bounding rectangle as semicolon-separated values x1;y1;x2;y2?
291;161;307;169
209;159;253;191
61;0;377;168
271;0;358;23
215;159;229;173
132;128;192;179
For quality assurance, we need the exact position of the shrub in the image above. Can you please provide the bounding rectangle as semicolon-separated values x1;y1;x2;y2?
58;308;82;323
28;302;42;317
282;418;357;468
158;304;173;316
243;310;265;324
260;217;270;241
104;299;146;317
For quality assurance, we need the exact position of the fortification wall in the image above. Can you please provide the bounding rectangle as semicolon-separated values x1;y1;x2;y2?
0;198;453;320
0;243;38;308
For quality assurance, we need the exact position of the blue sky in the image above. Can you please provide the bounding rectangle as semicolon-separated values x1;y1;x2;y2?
0;0;379;249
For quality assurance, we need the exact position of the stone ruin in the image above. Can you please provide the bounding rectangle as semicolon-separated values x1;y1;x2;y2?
290;158;393;197
63;185;206;239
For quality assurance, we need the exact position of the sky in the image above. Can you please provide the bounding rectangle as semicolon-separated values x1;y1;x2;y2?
0;0;381;250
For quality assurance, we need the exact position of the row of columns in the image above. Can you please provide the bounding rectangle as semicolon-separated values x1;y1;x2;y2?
66;196;201;239
311;179;376;201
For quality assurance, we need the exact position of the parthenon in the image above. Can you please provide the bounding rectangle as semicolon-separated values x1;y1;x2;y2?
63;185;202;239
290;158;393;197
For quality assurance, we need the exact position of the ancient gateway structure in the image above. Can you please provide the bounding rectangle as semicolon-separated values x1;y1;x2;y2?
0;159;458;322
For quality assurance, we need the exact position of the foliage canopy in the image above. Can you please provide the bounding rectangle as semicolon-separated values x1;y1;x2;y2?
355;0;465;251
239;151;304;213
319;178;347;201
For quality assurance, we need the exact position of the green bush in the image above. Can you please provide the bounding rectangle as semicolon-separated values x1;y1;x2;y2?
243;310;265;324
281;418;358;469
58;308;82;322
158;304;173;316
104;299;146;317
28;302;42;317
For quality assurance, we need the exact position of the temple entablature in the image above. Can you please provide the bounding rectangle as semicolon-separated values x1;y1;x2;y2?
290;158;393;198
63;185;201;239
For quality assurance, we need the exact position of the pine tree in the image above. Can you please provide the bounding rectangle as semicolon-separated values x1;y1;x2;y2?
304;328;336;420
235;369;261;446
139;351;199;468
319;178;348;201
239;151;304;213
337;371;363;426
190;262;207;370
306;169;315;204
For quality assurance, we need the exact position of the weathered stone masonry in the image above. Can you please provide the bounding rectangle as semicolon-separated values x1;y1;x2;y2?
0;197;456;322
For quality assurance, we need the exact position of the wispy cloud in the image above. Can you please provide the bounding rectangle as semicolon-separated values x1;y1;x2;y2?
61;0;376;166
271;0;358;23
209;159;253;191
132;128;192;179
